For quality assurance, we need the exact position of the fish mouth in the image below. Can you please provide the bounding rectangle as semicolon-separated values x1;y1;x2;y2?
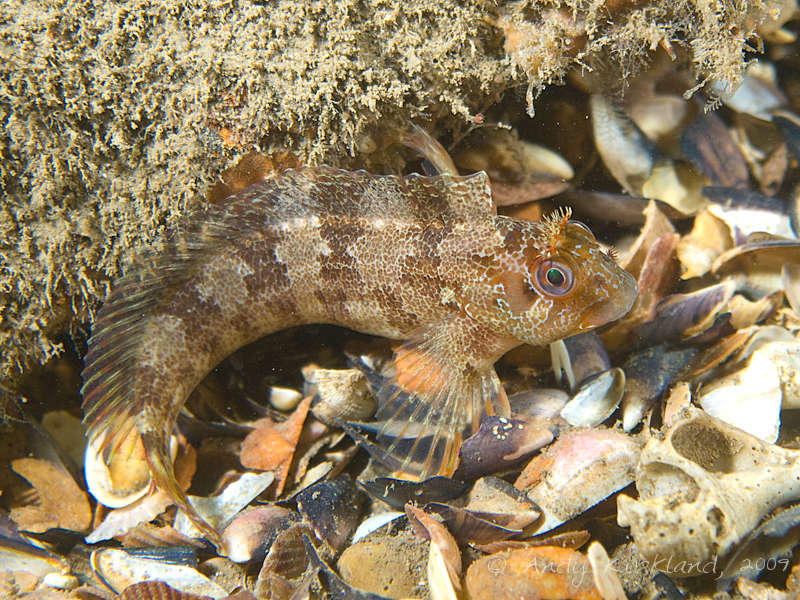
578;273;638;330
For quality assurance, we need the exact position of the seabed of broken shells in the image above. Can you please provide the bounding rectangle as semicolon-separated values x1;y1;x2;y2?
5;30;800;600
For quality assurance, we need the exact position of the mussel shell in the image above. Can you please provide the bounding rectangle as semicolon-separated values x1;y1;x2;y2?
90;548;229;598
590;93;659;196
632;282;735;347
121;546;198;566
681;112;749;188
559;190;683;226
712;65;786;120
258;523;315;582
455;416;556;482
712;238;800;297
0;531;68;577
84;428;151;509
423;503;526;545
268;386;303;412
562;331;611;388
560;368;624;429
220;505;297;564
296;474;365;553
703;186;795;240
621;344;697;432
628;91;691;144
717;503;800;587
508;389;569;419
680;327;759;381
358;476;467;511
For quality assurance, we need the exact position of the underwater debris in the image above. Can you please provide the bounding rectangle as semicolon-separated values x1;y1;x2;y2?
618;408;800;577
5;17;800;596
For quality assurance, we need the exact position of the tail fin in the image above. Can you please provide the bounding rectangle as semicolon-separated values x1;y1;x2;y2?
142;431;222;547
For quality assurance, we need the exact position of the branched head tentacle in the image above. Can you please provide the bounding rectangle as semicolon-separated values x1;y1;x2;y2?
542;207;572;257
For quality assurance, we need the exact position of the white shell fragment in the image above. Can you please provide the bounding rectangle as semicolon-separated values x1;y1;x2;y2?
269;386;303;411
0;538;68;578
754;340;800;409
628;93;689;143
173;471;275;539
591;94;656;196
591;94;707;214
618;407;800;577
550;339;575;391
518;429;641;533
351;512;404;544
699;338;800;439
221;505;295;563
86;491;173;544
699;350;782;442
91;548;230;598
588;542;626;600
711;62;786;120
525;142;574;180
706;195;795;240
640;160;707;216
560;368;624;428
84;426;152;509
42;573;79;590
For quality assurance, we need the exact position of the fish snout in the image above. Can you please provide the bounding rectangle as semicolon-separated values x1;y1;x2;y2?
579;270;638;330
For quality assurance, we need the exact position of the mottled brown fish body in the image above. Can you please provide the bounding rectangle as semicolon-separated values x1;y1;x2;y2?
132;219;497;426
82;167;637;545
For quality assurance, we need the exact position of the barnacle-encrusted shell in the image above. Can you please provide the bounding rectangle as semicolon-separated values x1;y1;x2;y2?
618;407;800;576
303;365;376;426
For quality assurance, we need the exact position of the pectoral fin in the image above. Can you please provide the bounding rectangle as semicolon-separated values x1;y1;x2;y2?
365;314;512;479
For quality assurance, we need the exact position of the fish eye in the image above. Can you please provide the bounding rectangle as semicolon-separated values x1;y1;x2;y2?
534;260;574;296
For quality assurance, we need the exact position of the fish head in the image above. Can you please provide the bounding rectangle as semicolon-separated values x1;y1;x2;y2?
476;212;637;346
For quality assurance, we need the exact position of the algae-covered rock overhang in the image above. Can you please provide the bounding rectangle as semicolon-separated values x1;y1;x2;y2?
0;0;786;389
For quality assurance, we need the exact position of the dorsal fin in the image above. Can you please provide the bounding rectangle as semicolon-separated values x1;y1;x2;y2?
260;167;495;223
